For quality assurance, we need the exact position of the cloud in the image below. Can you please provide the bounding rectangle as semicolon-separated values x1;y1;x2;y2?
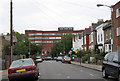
0;0;119;34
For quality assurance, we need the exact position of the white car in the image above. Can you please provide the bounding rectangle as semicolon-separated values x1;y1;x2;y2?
35;56;43;64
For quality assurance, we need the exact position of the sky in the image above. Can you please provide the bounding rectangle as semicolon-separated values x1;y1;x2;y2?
0;0;119;34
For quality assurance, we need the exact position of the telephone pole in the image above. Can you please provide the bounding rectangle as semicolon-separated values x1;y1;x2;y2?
10;0;13;64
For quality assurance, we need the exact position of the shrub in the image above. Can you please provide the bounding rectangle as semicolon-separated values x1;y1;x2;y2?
91;58;95;64
81;54;90;63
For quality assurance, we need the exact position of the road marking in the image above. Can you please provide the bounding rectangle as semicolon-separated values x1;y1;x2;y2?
80;70;83;72
89;74;94;77
57;73;62;76
66;76;70;79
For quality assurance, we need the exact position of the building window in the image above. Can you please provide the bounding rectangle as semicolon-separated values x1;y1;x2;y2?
106;32;108;40
116;7;120;18
110;29;111;39
109;45;111;50
117;27;120;36
98;35;100;42
105;45;107;50
101;34;102;42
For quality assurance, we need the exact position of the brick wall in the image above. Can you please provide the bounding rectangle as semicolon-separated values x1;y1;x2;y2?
113;1;120;52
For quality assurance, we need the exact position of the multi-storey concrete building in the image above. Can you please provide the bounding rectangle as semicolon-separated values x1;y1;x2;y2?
25;27;83;54
113;1;120;52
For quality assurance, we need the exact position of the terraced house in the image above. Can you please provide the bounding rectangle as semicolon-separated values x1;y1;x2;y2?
113;1;120;52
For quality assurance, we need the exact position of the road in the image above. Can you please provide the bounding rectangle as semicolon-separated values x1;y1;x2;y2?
2;60;118;81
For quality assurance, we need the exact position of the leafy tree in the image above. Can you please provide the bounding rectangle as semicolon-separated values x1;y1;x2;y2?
51;34;73;57
3;43;10;55
13;32;43;56
61;34;73;54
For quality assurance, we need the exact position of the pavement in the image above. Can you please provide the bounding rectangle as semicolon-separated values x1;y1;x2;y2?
1;69;8;80
71;61;102;72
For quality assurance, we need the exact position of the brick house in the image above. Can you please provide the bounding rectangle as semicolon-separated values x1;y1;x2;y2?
82;28;91;51
113;1;120;52
89;23;101;51
103;21;112;53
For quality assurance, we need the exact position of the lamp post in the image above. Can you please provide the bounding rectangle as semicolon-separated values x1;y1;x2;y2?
97;4;114;52
10;0;13;64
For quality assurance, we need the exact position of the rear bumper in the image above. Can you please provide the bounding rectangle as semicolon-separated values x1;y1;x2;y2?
8;70;38;80
64;60;71;63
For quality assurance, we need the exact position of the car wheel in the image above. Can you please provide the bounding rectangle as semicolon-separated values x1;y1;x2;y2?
9;78;14;81
102;69;108;78
115;74;120;81
34;75;38;80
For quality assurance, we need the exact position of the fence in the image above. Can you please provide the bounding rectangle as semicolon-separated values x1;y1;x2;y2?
2;55;22;70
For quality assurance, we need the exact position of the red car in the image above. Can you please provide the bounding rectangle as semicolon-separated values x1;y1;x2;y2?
8;58;39;81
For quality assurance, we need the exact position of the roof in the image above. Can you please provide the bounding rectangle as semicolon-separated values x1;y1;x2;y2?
103;23;111;30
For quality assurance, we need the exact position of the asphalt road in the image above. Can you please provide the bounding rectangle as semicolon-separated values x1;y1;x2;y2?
2;60;118;81
37;60;117;81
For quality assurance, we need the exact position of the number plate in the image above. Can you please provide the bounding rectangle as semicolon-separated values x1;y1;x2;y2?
16;69;26;72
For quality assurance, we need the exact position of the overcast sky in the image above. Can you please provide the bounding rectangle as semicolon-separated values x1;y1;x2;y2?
0;0;119;34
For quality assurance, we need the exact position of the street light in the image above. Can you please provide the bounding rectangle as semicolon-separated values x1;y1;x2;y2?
97;4;114;52
10;0;13;64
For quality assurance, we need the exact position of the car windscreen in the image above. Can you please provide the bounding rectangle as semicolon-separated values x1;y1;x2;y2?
10;59;33;68
58;57;62;59
65;57;71;59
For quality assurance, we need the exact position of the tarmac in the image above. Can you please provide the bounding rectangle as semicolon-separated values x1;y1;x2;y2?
1;61;102;80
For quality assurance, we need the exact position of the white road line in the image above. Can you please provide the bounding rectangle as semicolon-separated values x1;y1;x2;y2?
80;70;83;72
57;73;62;76
66;76;70;79
89;74;94;77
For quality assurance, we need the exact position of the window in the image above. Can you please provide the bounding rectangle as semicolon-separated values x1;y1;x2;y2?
110;29;111;39
104;53;109;61
29;33;35;36
109;45;111;50
98;35;100;42
106;45;107;50
116;8;120;18
101;34;102;42
117;27;120;36
106;32;108;40
107;53;115;62
113;52;118;62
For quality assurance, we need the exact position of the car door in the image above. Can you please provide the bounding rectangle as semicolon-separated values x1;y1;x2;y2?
111;52;119;78
106;52;115;76
103;53;110;74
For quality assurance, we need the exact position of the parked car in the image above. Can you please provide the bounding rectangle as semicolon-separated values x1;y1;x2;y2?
53;57;57;60
8;58;39;81
62;56;71;64
35;56;43;64
102;52;120;80
56;56;63;62
44;56;52;60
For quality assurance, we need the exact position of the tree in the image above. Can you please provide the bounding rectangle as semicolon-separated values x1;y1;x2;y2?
3;43;10;55
51;41;63;57
50;34;73;57
61;34;73;54
13;32;43;56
